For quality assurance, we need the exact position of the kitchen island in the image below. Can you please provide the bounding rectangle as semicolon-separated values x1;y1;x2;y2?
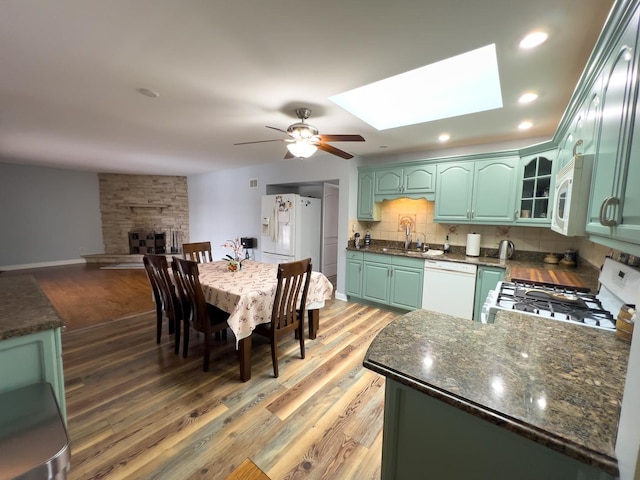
364;308;629;479
0;275;66;419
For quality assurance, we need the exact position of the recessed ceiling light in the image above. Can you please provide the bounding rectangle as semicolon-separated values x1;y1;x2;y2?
518;121;533;130
438;133;450;142
519;92;538;104
330;44;503;130
137;88;160;98
519;31;548;49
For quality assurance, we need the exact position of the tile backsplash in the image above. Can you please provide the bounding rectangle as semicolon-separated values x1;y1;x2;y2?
352;198;619;268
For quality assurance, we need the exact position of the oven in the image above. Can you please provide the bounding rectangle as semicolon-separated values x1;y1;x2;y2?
482;257;639;330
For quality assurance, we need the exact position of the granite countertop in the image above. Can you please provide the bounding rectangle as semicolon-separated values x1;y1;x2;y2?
347;244;601;292
0;276;65;340
363;309;630;476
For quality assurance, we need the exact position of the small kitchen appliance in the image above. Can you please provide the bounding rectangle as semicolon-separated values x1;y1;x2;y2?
498;240;514;260
481;257;639;331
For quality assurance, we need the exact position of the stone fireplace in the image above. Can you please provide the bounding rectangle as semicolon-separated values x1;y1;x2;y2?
98;173;189;254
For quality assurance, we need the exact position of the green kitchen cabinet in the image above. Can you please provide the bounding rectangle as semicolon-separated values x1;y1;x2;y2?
0;327;66;422
362;254;392;304
435;156;519;224
586;9;640;253
389;256;424;310
352;253;424;310
357;169;381;221
515;152;555;224
380;379;615;480
346;250;364;297
374;164;436;201
473;266;505;321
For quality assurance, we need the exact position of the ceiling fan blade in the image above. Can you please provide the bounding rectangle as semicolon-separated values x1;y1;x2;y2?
319;134;365;142
317;142;354;159
266;125;292;136
284;150;294;159
234;139;285;145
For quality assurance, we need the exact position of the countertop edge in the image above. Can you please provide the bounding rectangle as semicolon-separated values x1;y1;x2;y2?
362;358;620;477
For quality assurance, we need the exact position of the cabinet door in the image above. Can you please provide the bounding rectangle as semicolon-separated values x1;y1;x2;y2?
515;154;554;224
375;168;404;195
362;262;391;304
473;267;505;321
403;165;435;194
389;266;423;310
472;157;518;223
357;170;380;221
435;162;474;222
587;13;639;237
346;255;363;297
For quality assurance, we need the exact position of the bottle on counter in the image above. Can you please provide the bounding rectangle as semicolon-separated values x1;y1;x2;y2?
443;235;450;254
364;230;371;247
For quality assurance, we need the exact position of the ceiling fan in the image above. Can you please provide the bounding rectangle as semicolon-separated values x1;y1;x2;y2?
234;108;365;159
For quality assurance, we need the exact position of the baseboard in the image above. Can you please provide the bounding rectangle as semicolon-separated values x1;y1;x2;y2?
335;291;347;302
0;258;86;271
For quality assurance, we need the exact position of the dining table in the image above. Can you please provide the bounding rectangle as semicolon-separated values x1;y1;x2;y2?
197;259;334;381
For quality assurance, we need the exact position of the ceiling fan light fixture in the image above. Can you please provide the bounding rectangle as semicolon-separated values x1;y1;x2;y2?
287;140;318;158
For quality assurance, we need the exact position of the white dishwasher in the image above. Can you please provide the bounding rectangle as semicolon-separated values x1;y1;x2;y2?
422;260;477;320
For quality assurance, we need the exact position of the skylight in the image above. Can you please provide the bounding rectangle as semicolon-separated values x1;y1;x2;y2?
330;44;503;130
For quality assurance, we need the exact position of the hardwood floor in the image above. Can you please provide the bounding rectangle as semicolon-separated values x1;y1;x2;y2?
9;264;400;479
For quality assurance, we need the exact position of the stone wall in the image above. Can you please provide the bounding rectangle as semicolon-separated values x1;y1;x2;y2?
99;173;189;254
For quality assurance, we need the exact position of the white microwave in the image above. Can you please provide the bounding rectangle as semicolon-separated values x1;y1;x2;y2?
551;154;594;236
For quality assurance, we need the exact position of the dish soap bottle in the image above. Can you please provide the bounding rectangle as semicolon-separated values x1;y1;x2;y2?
443;235;450;254
364;230;371;247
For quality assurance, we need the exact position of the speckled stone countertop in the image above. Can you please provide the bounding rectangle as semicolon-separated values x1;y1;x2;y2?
347;243;602;292
0;276;65;340
364;309;630;476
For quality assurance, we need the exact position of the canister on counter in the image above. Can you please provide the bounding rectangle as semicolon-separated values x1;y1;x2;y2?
616;304;636;343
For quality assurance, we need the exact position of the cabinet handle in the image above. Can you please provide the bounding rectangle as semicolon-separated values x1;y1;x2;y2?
466;209;471;219
599;196;620;226
515;209;519;220
471;210;475;219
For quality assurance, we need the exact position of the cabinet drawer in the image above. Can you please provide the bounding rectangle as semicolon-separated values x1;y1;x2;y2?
347;250;364;261
364;252;393;264
392;256;424;269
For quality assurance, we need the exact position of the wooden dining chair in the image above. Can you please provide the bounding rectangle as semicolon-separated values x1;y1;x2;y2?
172;256;230;371
254;258;312;378
182;241;213;263
143;254;182;354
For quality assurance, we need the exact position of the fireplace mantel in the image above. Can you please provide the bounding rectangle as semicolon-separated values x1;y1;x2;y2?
119;203;169;213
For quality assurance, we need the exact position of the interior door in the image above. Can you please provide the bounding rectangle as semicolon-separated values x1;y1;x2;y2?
322;183;339;278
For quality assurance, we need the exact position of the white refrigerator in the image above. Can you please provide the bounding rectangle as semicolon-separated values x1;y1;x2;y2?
260;194;321;269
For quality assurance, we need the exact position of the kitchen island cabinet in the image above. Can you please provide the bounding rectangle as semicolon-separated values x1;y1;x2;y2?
0;276;66;421
364;309;628;479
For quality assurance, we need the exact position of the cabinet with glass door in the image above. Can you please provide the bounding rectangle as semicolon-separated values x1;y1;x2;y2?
516;153;555;224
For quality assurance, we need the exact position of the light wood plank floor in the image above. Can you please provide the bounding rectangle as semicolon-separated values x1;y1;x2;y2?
7;264;400;479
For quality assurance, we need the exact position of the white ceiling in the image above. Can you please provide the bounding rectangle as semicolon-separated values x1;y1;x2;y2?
0;0;614;176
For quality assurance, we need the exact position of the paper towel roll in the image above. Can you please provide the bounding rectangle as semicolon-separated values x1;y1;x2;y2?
466;233;481;257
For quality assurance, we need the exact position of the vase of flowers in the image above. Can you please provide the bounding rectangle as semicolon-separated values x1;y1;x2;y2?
221;238;244;272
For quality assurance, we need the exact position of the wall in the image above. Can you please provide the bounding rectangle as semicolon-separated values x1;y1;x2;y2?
188;153;359;296
98;174;189;254
355;198;611;265
0;162;103;269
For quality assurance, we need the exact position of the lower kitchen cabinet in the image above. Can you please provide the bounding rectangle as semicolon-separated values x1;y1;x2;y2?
348;252;423;311
380;379;614;480
473;266;505;321
346;250;364;297
0;327;66;422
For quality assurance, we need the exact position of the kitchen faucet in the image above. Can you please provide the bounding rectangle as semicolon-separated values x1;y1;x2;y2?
416;233;427;251
404;224;411;250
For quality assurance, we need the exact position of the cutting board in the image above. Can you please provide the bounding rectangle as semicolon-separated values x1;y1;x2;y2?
509;266;590;292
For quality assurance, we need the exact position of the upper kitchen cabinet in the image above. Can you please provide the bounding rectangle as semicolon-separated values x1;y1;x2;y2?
374;164;435;201
357;169;381;221
435;156;519;224
515;151;556;224
586;7;640;252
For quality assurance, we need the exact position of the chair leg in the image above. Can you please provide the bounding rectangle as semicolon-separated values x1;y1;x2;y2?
156;307;162;344
183;322;190;358
299;323;305;359
174;316;181;355
271;337;279;378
